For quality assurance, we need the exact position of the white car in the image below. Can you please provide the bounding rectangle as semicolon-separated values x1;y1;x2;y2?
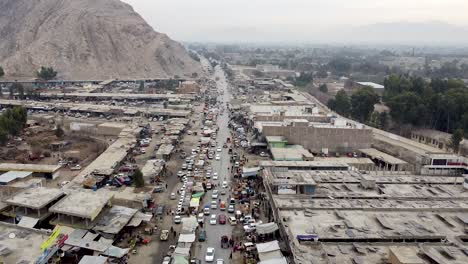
215;155;220;160
206;247;215;262
212;190;219;199
213;172;218;180
174;215;181;224
222;181;228;188
210;214;217;225
198;213;204;223
216;259;224;264
217;147;222;152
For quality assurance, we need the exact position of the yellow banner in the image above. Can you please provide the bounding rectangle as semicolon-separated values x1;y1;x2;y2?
41;226;61;251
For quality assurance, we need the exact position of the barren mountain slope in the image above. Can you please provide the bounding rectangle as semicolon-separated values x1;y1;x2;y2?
0;0;201;79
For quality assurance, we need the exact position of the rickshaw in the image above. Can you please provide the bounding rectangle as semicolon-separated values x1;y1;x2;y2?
220;235;229;248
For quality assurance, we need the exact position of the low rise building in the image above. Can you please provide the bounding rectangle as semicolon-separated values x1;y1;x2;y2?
49;190;114;228
262;166;468;264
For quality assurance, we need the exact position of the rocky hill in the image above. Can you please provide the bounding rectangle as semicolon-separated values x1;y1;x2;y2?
0;0;202;80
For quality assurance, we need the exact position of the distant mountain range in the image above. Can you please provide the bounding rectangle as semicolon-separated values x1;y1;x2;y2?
194;21;468;45
0;0;202;80
338;21;468;45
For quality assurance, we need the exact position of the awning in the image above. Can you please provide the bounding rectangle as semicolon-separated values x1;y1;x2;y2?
17;216;39;228
126;212;153;227
78;256;108;264
257;241;284;262
174;247;190;256
190;198;200;207
178;234;196;243
258;257;288;264
191;192;204;198
242;167;261;178
181;216;198;234
93;206;138;234
256;222;279;235
256;240;281;253
173;255;189;264
101;246;130;258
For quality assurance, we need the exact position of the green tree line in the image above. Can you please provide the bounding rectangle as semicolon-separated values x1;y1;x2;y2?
327;87;380;123
383;74;468;136
0;106;27;145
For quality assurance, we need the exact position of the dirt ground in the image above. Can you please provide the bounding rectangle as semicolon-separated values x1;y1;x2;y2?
0;127;108;188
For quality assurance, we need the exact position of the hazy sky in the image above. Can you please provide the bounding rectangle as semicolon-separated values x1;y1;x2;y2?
122;0;468;43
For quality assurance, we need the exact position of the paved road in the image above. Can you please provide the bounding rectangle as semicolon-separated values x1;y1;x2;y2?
195;65;234;263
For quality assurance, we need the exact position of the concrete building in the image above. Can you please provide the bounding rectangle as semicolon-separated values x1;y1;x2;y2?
411;129;452;151
0;171;33;185
259;119;372;153
359;148;411;171
262;166;468;264
0;223;46;263
3;187;65;224
97;122;128;136
49;190;114;228
0;163;61;179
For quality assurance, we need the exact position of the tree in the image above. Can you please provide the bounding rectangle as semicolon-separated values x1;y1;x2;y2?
252;70;264;78
350;87;380;123
0;66;4;78
133;169;145;188
450;129;464;153
294;72;314;87
55;125;64;138
0;128;7;146
319;84;328;93
36;66;57;80
328;90;351;116
379;112;389;130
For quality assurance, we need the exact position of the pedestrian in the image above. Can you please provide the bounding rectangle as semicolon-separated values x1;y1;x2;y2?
173;230;177;237
229;252;232;259
165;183;168;189
170;226;174;233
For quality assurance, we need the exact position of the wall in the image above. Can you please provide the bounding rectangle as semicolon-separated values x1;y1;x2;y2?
255;115;330;123
262;125;372;153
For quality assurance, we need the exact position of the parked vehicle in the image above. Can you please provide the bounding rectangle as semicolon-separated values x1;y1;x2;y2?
198;230;206;242
218;214;226;224
228;216;237;225
205;247;215;262
70;164;82;171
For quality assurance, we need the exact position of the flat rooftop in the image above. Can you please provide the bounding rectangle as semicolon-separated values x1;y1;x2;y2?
274;195;468;210
93;205;137;234
0;163;61;173
270;146;314;161
260;160;350;169
5;187;64;209
0;171;32;184
299;243;468;264
360;148;408;165
69;136;135;187
49;190;114;220
279;209;466;242
40;92;195;100
0;223;45;263
373;128;445;155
